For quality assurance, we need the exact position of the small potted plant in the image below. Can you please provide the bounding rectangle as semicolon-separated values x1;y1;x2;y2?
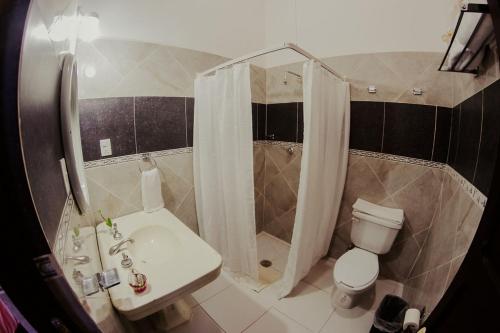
99;209;113;234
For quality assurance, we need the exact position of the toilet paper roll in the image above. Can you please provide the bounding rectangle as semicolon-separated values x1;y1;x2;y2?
403;308;421;331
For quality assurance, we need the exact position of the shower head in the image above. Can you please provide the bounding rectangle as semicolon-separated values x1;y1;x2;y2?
283;71;302;85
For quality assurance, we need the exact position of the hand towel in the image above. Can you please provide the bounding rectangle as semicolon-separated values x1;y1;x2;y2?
141;168;164;213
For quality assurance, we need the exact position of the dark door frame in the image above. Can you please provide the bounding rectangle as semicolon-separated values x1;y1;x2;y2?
0;0;99;331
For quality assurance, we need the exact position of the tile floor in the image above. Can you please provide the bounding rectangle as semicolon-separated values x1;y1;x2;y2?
170;232;403;333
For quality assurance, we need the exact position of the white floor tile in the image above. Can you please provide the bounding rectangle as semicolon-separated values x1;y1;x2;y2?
244;308;312;333
169;306;224;333
303;259;335;292
272;282;333;332
191;271;234;303
321;308;375;333
200;284;274;333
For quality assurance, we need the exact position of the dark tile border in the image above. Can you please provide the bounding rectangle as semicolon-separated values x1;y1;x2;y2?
80;96;194;162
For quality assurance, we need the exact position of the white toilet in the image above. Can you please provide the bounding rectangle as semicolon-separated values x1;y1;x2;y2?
332;198;404;309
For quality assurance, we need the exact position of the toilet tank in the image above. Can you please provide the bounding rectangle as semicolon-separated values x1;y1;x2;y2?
350;212;402;254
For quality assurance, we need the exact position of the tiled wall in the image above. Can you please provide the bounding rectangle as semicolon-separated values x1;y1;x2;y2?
266;52;455;107
400;77;500;315
403;167;484;315
76;38;266;103
255;143;303;243
449;79;500;196
79;97;194;161
82;149;198;234
252;101;451;162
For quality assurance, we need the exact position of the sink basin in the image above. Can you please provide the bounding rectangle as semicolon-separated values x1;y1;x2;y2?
96;208;222;321
128;225;180;264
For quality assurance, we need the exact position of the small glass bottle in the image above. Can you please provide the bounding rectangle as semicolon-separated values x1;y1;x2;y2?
128;268;147;294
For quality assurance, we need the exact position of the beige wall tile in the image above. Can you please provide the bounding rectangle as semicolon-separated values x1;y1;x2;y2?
264;174;297;219
418;262;451;313
255;193;264;234
453;202;483;258
77;39;269;102
91;39;158;77
84;152;198;234
157;163;193;212
76;41;124;99
251;65;267;104
364;158;428;195
392;170;442;234
109;46;193;97
380;236;420;280
403;272;428;307
173;188;199;234
266;51;455;106
157;153;195;185
444;254;465;290
254;145;265;194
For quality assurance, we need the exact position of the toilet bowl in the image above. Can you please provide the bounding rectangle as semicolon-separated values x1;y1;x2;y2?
332;248;379;308
332;198;404;309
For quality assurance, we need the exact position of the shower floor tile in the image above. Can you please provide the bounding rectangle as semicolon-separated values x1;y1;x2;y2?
257;231;291;273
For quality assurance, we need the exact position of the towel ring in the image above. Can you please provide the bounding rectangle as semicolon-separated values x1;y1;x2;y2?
137;153;158;173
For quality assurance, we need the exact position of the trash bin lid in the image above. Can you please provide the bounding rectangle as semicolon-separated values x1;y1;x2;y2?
334;248;379;290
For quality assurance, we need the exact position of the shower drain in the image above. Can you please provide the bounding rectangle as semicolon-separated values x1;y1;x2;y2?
260;259;272;268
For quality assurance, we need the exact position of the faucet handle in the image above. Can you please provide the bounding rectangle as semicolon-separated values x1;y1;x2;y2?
72;269;84;285
121;253;133;268
112;223;123;240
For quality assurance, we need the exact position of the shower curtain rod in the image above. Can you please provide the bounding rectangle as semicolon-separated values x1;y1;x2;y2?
199;42;346;81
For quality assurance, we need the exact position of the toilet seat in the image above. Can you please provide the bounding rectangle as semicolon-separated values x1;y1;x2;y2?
333;248;379;292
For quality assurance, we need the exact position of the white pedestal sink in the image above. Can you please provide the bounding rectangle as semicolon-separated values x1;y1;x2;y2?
96;208;222;322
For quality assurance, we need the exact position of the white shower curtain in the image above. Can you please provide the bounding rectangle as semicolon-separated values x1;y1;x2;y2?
193;63;259;281
280;60;350;297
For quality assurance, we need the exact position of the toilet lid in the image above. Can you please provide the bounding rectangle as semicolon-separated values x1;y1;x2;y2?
334;248;379;289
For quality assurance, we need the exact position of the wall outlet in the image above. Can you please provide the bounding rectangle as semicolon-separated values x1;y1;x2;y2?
100;139;112;157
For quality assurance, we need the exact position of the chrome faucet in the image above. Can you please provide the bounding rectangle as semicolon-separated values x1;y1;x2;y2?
109;238;134;256
65;255;90;264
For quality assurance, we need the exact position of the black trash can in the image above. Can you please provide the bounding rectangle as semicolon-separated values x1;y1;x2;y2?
370;295;409;333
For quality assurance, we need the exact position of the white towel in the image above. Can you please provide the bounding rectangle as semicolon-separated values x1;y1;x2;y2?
141;168;164;213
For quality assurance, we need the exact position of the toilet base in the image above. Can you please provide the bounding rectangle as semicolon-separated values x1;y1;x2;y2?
332;288;356;309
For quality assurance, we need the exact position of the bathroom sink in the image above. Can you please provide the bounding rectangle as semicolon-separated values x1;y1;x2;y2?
96;209;222;321
128;225;180;264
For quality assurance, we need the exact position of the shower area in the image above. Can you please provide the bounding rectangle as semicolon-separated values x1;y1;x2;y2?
192;43;349;296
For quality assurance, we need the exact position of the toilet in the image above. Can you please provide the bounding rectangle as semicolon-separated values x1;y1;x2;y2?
332;198;404;309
